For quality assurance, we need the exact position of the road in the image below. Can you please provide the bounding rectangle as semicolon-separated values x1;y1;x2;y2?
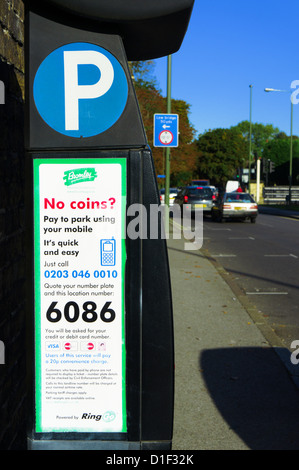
200;213;299;350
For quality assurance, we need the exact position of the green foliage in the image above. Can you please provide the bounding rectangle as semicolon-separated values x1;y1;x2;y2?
195;128;247;186
263;138;294;166
129;60;159;90
230;120;280;160
263;138;299;185
171;170;193;187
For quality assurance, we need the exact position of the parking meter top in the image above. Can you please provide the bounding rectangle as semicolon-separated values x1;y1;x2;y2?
27;0;195;60
38;0;194;19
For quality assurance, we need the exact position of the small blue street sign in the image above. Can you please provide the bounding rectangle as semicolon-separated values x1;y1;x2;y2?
153;114;179;147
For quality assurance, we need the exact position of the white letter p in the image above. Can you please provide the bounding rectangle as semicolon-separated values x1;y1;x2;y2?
64;50;114;131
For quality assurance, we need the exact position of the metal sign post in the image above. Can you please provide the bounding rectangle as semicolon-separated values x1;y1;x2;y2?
25;0;194;451
153;112;178;231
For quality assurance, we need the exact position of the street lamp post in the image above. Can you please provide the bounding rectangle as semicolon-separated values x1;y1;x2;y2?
290;98;293;203
264;87;293;204
249;85;253;195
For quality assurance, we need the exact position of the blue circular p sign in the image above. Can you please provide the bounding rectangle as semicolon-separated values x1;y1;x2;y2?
33;42;128;138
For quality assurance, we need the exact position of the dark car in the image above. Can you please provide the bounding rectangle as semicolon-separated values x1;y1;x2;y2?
211;192;258;223
174;186;215;215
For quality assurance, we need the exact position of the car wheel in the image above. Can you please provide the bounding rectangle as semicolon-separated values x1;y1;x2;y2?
251;217;256;224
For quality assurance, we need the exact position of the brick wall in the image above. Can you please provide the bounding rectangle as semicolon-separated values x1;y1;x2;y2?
0;0;27;450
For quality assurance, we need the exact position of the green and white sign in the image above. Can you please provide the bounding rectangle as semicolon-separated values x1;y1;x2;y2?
33;157;127;433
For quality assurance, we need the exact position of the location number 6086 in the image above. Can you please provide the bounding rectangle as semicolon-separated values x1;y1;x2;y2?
46;301;115;323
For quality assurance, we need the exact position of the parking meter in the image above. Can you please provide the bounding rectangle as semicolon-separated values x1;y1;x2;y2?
25;0;194;450
31;0;194;60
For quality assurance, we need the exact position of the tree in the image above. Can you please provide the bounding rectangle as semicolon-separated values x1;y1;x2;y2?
167;99;198;186
230;120;280;162
262;137;299;185
263;138;293;167
129;60;158;89
195;128;247;186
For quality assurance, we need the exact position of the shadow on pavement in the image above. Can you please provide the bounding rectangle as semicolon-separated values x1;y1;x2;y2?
200;346;299;449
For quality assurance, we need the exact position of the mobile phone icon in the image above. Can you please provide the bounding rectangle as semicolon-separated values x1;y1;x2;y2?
100;238;116;266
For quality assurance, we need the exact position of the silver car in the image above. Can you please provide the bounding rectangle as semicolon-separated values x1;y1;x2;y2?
212;192;258;223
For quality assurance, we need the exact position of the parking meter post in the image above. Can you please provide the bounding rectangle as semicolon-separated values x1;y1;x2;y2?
25;0;193;451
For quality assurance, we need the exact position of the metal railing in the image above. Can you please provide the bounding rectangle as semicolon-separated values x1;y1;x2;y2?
263;186;299;203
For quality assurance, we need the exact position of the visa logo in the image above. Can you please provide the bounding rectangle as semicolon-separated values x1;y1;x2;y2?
46;342;60;350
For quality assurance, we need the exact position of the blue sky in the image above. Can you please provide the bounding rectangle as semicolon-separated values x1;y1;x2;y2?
154;0;299;139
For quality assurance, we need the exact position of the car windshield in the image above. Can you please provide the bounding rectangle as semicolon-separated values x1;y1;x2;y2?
188;187;212;197
224;193;254;203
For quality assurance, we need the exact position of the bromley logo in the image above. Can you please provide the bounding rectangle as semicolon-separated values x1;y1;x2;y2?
63;168;97;186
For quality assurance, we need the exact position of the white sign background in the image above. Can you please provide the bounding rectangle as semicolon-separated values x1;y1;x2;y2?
33;158;127;433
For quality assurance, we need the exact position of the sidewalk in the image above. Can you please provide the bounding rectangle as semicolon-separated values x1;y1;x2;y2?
167;236;299;450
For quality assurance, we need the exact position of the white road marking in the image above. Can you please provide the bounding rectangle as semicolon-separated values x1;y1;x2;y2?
211;254;237;257
228;237;255;240
206;227;232;231
258;222;274;227
246;292;288;295
264;254;298;258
